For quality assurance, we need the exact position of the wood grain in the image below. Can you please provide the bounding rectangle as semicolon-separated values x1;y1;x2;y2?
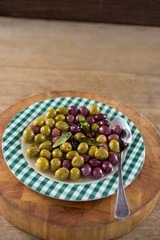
0;91;160;240
0;17;159;240
0;0;160;26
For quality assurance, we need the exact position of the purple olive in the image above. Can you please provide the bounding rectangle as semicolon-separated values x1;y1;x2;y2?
81;154;90;162
66;114;75;123
108;152;119;165
87;131;96;138
68;106;79;116
29;125;40;134
79;106;88;116
62;160;71;169
102;161;113;173
89;158;101;167
81;163;92;177
92;167;104;179
99;119;109;126
52;128;61;137
87;116;95;125
99;126;111;136
108;134;120;141
99;143;108;151
111;124;122;135
95;113;107;121
70;124;81;134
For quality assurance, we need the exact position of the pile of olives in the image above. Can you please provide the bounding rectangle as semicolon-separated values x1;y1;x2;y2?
22;104;127;182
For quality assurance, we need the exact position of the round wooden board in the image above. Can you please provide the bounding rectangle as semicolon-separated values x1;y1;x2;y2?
0;91;160;240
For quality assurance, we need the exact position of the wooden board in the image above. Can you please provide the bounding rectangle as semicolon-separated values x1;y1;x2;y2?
0;91;160;240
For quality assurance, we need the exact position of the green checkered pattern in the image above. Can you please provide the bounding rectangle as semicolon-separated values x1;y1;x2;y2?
2;97;145;201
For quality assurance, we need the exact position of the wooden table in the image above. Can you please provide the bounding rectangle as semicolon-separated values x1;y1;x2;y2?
0;17;159;240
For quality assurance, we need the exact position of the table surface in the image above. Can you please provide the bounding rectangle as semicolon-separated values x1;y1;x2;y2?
0;17;159;240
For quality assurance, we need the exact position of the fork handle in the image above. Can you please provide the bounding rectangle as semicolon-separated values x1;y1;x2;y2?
114;151;130;219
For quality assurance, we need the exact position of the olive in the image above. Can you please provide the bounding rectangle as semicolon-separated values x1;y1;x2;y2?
52;128;60;137
70;167;81;181
45;118;55;128
35;157;49;171
22;128;35;143
56;106;69;116
91;123;99;132
89;104;100;116
55;121;69;131
33;117;45;127
60;142;72;153
55;114;66;122
29;125;40;134
66;151;79;160
95;148;109;160
72;155;84;168
40;125;51;136
40;149;52;160
74;132;85;141
45;109;56;119
34;134;46;144
52;148;63;158
50;158;61;172
96;134;107;143
54;167;69;181
109;139;120;153
39;140;52;150
88;146;98;158
26;146;39;158
77;142;89;154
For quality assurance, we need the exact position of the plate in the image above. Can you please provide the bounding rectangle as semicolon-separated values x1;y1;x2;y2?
2;97;145;201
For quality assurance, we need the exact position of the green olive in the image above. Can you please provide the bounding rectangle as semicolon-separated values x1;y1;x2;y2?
50;158;61;172
74;132;85;141
56;106;69;116
60;142;72;153
70;167;81;181
40;149;52;160
91;123;99;132
45;118;55;128
33;117;45;127
77;142;89;154
109;139;120;153
52;148;63;158
39;140;52;150
95;148;109;160
45;109;56;119
88;146;98;158
26;146;39;158
34;134;46;144
71;155;84;168
55;121;69;131
54;167;69;181
96;134;107;143
22;128;35;143
40;125;51;136
66;151;79;160
55;114;66;122
35;157;49;171
89;104;100;116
